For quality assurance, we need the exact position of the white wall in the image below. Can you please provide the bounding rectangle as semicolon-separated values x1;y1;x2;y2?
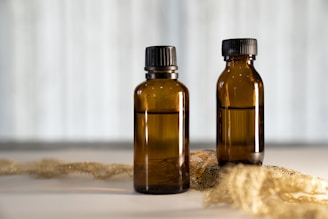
0;0;327;143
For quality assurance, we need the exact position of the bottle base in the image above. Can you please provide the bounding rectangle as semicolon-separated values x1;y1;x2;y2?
219;160;263;167
217;151;264;166
134;185;189;195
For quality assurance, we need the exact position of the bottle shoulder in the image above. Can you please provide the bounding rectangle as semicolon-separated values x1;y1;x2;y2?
217;65;264;107
134;79;189;95
217;65;263;88
134;79;189;112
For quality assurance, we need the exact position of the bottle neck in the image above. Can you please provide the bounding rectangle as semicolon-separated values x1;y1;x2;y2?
146;70;178;80
224;55;256;66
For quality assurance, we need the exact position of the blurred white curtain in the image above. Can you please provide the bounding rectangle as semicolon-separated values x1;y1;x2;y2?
0;0;328;143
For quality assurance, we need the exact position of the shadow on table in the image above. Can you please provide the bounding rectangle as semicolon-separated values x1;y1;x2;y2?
0;175;135;195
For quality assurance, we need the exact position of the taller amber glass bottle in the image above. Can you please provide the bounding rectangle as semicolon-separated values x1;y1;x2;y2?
134;46;190;194
216;38;264;166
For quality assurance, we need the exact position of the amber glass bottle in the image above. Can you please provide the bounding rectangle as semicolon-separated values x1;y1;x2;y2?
134;46;189;194
216;38;264;166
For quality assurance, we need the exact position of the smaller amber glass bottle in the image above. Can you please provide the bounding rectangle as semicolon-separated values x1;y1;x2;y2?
216;38;264;166
134;46;190;194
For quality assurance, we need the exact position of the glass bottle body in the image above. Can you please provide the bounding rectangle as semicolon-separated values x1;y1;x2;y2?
134;77;189;194
216;55;264;166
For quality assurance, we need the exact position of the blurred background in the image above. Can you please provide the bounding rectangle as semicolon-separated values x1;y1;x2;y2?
0;0;327;144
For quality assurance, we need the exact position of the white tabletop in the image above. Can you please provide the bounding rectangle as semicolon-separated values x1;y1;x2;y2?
0;144;327;219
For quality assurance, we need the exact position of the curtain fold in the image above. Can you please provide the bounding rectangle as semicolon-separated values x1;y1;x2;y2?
0;0;327;143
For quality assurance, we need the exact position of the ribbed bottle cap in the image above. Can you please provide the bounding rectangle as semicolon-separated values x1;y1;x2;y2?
222;38;257;56
145;46;178;71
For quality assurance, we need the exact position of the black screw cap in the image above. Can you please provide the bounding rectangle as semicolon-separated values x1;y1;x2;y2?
145;46;178;71
222;38;257;56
